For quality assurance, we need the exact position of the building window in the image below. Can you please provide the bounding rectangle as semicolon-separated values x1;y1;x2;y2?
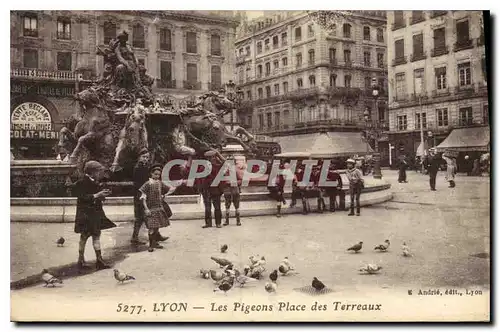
245;46;250;55
103;22;116;44
258;114;264;129
56;52;72;71
257;42;262;54
257;65;263;78
247;90;252;100
274;84;280;95
211;34;221;56
308;24;314;37
258;88;263;99
132;24;145;48
239;48;243;55
283;110;290;127
266;86;271;98
395;73;406;100
283;81;288;93
343;23;351;38
211;65;221;90
344;75;351;88
412;33;424;59
459;107;473;126
160;61;172;82
186;63;197;83
436;108;449;127
397;115;408;130
308;49;315;65
264;39;270;51
433;27;446;54
267;113;272;127
23;15;38;37
378;105;385;121
330;74;337;87
456;19;471;48
282;57;288;67
458;62;472;86
296;53;302;67
483;104;489;124
416;112;427;129
364;51;371;67
309;75;316;86
344;49;351;63
273;35;279;49
393;11;405;29
159;28;172;51
275;112;281;128
265;62;271;76
297;78;303;88
377;52;384;68
435;67;447;90
186;31;197;53
395;38;405;64
329;48;336;63
298;108;305;123
411;11;425;24
377;28;384;42
365;77;372;90
273;60;279;71
281;32;288;46
295;27;302;41
23;49;38;68
57;18;71;40
414;68;425;96
363;26;370;40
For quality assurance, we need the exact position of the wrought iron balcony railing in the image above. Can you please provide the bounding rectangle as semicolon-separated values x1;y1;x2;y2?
392;56;407;66
454;39;473;52
11;68;77;81
431;46;449;57
156;79;176;89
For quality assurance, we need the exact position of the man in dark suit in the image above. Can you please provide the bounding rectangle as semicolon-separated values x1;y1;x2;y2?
324;163;343;212
426;148;442;191
201;150;226;228
73;161;116;270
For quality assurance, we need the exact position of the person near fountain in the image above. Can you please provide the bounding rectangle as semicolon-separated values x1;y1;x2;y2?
324;162;343;212
346;158;364;216
268;161;289;218
398;155;408;183
139;164;175;252
311;162;326;213
201;150;225;228
222;155;243;226
73;161;116;270
290;163;309;214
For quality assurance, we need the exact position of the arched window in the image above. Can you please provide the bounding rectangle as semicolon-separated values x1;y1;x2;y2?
343;23;352;38
309;75;316;86
159;28;172;50
132;23;145;48
103;22;116;44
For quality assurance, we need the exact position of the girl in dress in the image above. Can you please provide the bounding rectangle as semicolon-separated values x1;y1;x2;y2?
139;164;175;252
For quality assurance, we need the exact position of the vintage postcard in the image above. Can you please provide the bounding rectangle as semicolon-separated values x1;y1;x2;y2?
10;9;490;322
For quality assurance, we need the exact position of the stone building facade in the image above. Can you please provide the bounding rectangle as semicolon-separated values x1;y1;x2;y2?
10;10;239;159
233;11;389;161
386;10;488;164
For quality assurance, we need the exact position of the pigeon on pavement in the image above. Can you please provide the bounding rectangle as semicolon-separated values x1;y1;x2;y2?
312;277;325;291
279;257;295;275
200;269;210;279
210;269;225;282
114;269;136;283
220;244;228;253
211;256;232;268
269;269;278;283
214;276;234;294
359;264;383;274
402;242;412;257
374;240;391;252
234;270;258;287
41;269;63;287
56;237;65;247
265;282;277;293
347;241;363;253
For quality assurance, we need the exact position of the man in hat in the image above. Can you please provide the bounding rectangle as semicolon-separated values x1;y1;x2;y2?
345;158;364;216
201;150;226;228
222;154;243;226
426;148;441;191
73;161;116;270
324;162;343;212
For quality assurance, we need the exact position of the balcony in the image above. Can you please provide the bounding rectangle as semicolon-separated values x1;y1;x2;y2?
208;82;223;91
11;68;77;81
183;80;201;90
344;60;352;67
454;39;474;52
156;79;176;89
327;87;362;99
391;21;406;31
430;11;447;18
455;85;475;95
431;88;451;97
392;56;407;66
329;59;338;67
289;87;320;100
431;46;449;57
410;52;427;62
235;55;247;65
211;49;222;56
159;43;172;51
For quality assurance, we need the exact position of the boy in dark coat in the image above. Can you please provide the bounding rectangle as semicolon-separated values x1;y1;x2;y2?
73;161;116;270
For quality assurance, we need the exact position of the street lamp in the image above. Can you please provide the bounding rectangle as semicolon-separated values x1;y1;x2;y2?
362;80;383;179
224;80;244;131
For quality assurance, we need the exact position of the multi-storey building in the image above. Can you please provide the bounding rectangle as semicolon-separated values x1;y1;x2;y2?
10;10;239;159
386;10;488;165
233;11;389;160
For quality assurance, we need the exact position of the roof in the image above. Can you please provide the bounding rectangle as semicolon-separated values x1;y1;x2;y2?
273;132;373;158
436;126;490;152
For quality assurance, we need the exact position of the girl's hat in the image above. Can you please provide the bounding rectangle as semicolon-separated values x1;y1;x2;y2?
346;159;355;164
149;163;163;173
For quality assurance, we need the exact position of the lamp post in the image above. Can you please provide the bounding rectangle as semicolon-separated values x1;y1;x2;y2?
362;80;383;179
225;80;243;131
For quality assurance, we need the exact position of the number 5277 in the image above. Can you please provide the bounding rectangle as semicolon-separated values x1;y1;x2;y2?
116;303;144;314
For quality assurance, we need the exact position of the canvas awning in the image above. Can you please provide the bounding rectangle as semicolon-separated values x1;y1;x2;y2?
274;132;373;158
436;126;490;152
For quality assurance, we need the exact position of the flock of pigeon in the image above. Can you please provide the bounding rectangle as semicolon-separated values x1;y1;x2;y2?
40;236;412;291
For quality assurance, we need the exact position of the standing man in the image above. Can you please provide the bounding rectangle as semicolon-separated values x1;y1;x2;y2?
345;158;364;216
398;155;408;183
201;150;225;228
426;148;441;191
223;155;243;226
131;148;168;245
324;162;343;212
73;161;116;270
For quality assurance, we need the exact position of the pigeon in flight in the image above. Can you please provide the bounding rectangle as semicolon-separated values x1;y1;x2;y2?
41;269;63;287
347;241;363;253
374;240;391;252
114;269;136;283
